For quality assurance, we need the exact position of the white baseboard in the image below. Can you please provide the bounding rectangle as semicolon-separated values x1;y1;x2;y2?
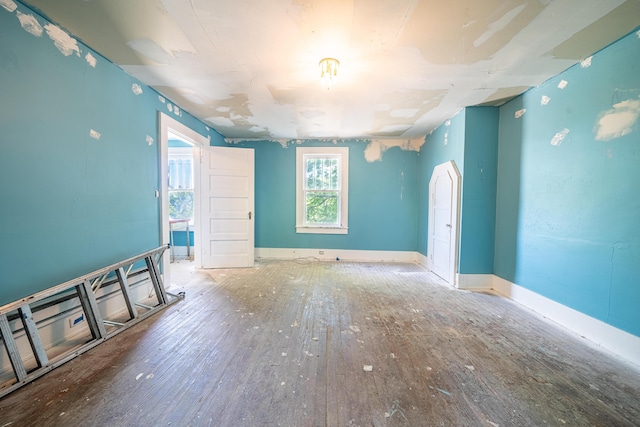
255;247;420;263
0;278;153;375
457;274;493;290
493;275;640;368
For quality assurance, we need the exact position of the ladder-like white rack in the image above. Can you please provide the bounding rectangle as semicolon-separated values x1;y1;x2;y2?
0;245;182;398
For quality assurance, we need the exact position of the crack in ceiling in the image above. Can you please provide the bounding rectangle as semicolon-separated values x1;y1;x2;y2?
20;0;640;142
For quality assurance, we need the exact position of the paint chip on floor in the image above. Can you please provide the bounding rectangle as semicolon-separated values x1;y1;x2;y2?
363;365;373;372
349;325;361;333
136;373;144;381
465;365;475;371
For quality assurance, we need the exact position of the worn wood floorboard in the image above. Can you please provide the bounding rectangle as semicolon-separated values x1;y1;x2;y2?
1;259;639;426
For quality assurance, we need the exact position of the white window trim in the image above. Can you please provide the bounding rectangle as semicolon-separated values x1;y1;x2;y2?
296;147;349;234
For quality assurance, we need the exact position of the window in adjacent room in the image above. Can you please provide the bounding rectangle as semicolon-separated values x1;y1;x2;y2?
168;146;194;223
296;147;349;234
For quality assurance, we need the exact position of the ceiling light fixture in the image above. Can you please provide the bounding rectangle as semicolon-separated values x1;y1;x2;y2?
319;57;340;89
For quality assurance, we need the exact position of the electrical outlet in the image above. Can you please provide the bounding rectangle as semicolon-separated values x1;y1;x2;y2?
69;314;85;328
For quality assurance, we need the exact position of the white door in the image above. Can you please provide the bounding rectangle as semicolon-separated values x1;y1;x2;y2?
428;161;460;286
199;146;254;268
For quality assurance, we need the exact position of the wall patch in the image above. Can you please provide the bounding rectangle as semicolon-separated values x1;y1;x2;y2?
557;80;568;89
541;95;550;105
595;98;640;141
146;135;154;146
158;95;165;103
363;139;422;163
44;24;80;57
131;83;143;95
0;0;17;12
515;109;526;119
550;128;569;146
580;56;593;68
85;52;96;67
17;11;42;37
89;129;101;140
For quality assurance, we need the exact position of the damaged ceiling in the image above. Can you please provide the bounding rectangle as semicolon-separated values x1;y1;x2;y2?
21;0;640;143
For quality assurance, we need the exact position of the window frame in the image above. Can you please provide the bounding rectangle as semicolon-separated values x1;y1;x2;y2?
168;146;195;224
296;146;349;234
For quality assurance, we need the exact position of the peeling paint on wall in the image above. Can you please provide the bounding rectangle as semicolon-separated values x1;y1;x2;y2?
167;103;173;113
541;95;550;105
158;96;165;103
146;135;154;146
131;83;142;95
550;128;569;145
580;56;593;68
17;11;42;37
44;24;80;57
85;52;96;67
515;109;526;119
174;106;181;116
0;0;17;12
364;138;424;163
594;98;640;141
89;129;101;140
557;80;568;89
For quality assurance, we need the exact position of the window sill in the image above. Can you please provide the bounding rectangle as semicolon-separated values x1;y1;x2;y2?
296;226;348;235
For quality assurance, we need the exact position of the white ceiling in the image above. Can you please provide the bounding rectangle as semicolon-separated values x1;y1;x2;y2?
22;0;640;143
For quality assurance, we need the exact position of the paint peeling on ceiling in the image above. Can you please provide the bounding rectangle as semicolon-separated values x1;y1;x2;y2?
20;0;640;142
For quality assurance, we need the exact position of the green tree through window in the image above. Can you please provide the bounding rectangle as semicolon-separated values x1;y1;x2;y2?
304;156;340;225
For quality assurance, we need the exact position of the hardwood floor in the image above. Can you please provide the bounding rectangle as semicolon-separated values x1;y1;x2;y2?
1;259;639;426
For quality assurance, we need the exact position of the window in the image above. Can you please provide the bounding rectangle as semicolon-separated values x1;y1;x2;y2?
168;147;194;222
296;147;348;234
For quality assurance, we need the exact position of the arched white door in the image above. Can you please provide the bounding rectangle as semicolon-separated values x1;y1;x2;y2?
427;161;460;286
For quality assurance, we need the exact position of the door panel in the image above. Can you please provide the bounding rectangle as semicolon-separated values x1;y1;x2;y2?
431;173;453;280
200;146;254;268
428;161;460;286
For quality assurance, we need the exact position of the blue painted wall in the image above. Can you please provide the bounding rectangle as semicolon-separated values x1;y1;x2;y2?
417;110;465;256
232;140;419;251
459;107;499;274
495;29;640;336
0;3;219;306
